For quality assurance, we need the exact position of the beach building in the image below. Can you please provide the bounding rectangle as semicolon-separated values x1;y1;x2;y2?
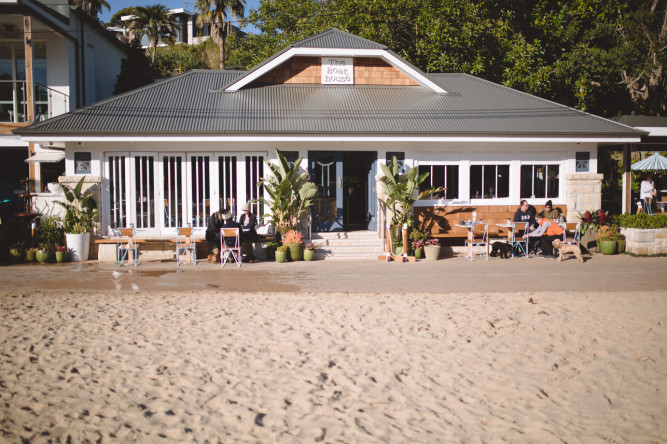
0;0;128;213
15;29;644;256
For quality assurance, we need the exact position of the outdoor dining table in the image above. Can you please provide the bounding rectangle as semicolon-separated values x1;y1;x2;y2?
455;222;488;261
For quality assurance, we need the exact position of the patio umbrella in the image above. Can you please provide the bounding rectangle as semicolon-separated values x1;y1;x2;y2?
631;153;667;171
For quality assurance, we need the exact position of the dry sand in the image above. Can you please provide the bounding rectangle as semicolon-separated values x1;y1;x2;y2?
0;289;665;443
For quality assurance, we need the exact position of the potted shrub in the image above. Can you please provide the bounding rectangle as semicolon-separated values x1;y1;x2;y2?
413;240;425;259
35;215;64;263
282;229;304;261
423;238;441;261
578;209;607;253
597;225;617;255
55;177;98;262
379;156;443;238
55;245;68;263
25;247;37;263
255;150;318;236
616;232;626;253
264;241;279;260
275;245;289;263
8;242;26;263
303;242;318;261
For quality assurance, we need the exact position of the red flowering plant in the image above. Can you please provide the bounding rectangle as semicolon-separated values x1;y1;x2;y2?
577;209;608;233
425;238;440;246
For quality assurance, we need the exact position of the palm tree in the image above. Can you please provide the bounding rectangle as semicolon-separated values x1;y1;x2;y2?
129;4;177;64
195;0;245;70
70;0;110;20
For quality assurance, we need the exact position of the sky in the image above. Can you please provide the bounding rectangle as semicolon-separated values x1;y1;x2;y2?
99;0;262;33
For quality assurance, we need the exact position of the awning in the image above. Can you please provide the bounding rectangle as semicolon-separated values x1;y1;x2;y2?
25;151;65;163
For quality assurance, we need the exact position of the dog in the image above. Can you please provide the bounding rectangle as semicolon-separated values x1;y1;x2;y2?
490;241;513;258
552;239;584;263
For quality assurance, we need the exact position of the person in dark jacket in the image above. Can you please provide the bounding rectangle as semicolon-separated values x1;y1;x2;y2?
513;199;538;254
238;202;258;262
206;208;243;261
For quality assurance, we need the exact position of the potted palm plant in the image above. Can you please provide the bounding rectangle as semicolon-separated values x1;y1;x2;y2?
379;156;443;239
255;150;318;236
55;177;98;262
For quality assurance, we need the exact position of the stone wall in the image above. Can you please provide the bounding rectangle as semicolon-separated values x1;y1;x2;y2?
564;173;603;221
621;228;667;255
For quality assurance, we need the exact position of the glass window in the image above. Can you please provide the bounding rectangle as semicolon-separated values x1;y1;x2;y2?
576;152;590;172
386;152;405;174
469;165;509;199
521;164;559;198
418;165;459;199
74;152;91;174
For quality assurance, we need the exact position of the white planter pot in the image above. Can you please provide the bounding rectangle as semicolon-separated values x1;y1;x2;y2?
66;232;90;262
424;245;441;261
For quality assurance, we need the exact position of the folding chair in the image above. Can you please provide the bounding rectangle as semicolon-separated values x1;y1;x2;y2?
117;228;140;267
562;222;581;245
176;227;197;266
220;228;241;268
510;222;529;258
465;222;488;261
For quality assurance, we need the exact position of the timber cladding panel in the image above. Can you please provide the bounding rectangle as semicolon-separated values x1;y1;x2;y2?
415;204;564;238
255;56;419;86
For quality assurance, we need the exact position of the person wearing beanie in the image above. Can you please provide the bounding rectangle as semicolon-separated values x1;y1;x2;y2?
238;202;258;262
542;200;561;221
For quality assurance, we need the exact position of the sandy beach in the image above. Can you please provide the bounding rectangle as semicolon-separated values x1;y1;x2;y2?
1;288;665;443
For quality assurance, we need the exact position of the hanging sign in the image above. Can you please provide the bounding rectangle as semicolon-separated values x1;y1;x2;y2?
322;57;354;85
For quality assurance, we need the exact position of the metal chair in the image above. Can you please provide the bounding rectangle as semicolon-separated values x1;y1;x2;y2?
117;228;140;267
220;227;241;268
562;222;581;245
465;222;488;261
176;227;196;266
510;222;529;258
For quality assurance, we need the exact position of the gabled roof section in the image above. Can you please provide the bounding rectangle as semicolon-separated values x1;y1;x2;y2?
14;70;644;139
293;28;387;49
220;28;447;94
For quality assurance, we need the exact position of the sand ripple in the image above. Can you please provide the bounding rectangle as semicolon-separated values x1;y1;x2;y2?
0;290;665;443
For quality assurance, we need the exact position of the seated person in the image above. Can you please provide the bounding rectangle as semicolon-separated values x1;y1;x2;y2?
522;211;563;258
513;199;538;253
542;200;562;221
238;202;258;262
205;208;226;261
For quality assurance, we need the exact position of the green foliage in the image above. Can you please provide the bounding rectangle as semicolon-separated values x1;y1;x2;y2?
255;150;318;228
36;215;64;249
55;177;98;234
114;41;154;95
613;212;667;229
379;156;442;227
577;209;609;232
129;4;177;64
195;0;246;69
107;7;138;26
153;44;211;77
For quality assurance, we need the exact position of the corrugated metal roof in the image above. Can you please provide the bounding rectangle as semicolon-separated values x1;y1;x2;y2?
17;70;642;138
292;29;387;50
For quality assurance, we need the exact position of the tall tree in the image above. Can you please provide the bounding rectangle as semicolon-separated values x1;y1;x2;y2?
70;0;110;20
195;0;246;70
129;4;177;65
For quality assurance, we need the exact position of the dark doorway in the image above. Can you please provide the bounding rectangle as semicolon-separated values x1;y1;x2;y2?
343;151;376;231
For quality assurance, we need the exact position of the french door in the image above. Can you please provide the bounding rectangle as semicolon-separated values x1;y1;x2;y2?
309;151;343;231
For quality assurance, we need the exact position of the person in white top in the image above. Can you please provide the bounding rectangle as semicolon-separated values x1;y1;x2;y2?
640;175;656;214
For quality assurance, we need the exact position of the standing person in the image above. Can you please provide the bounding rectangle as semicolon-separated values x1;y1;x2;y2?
513;199;538;253
640;175;656;214
522;212;564;258
238;202;258;262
